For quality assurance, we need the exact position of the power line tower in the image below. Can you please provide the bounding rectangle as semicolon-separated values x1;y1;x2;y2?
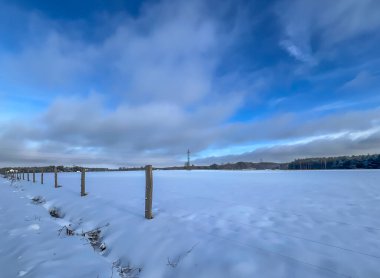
185;149;191;170
186;149;191;169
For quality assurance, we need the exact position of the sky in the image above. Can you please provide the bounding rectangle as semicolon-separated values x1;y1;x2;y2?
0;0;380;167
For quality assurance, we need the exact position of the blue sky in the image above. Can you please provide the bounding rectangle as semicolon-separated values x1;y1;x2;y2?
0;0;380;167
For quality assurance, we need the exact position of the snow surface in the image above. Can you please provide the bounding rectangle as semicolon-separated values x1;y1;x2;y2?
1;170;380;277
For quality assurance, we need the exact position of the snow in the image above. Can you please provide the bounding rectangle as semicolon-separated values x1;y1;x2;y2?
27;224;40;231
18;270;28;277
1;170;380;277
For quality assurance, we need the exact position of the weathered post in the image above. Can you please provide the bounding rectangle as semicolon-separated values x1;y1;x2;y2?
22;172;24;180
54;166;58;188
145;165;153;219
27;171;30;181
80;169;87;196
33;170;35;183
41;169;44;184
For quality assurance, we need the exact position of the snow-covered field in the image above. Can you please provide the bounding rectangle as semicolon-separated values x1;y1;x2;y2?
1;170;380;278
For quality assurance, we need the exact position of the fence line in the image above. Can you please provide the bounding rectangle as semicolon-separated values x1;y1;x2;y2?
3;165;155;220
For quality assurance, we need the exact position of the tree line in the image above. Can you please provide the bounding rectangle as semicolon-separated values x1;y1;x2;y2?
288;154;380;170
2;154;380;173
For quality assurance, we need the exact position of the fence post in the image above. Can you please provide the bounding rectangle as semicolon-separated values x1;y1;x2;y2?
54;166;58;188
80;169;87;196
41;169;44;184
22;172;24;180
27;171;30;181
33;170;35;183
145;165;153;219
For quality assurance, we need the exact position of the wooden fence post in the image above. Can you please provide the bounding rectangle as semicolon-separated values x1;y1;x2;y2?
41;169;44;184
80;169;87;196
33;170;35;183
54;166;58;188
145;165;153;219
27;171;30;181
22;172;24;180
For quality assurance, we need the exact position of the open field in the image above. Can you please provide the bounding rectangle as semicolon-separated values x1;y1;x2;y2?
1;170;380;277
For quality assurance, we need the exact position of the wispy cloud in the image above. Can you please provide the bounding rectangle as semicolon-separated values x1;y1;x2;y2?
280;40;316;65
277;0;380;64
